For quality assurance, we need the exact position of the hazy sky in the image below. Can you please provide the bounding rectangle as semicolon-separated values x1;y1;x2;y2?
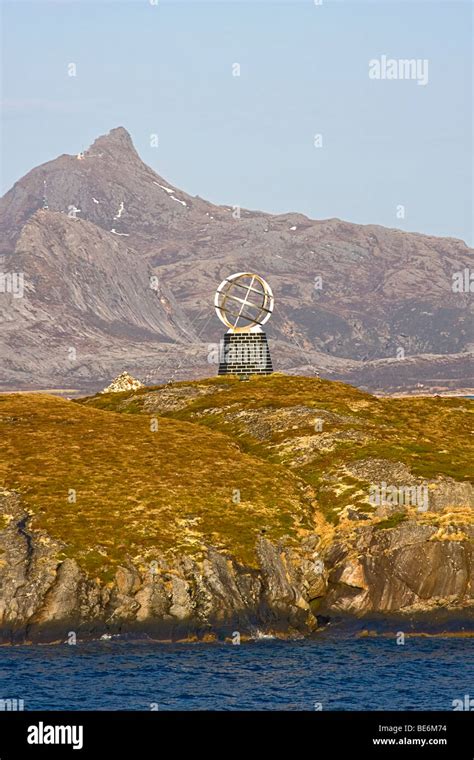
1;0;472;243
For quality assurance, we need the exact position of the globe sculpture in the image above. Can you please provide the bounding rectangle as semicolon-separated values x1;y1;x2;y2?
214;272;274;376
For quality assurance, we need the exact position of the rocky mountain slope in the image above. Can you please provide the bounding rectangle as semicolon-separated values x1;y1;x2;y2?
0;127;472;394
0;376;472;643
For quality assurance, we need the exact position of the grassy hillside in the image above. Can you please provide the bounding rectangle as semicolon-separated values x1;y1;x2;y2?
83;374;473;522
0;390;318;575
1;375;472;580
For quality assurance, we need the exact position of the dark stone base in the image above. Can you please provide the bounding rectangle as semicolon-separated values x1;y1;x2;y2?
218;332;273;376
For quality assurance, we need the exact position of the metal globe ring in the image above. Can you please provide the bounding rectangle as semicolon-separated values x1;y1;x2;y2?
214;272;274;333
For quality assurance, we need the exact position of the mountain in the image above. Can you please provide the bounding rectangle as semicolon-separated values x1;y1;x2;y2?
0;375;472;642
0;126;472;393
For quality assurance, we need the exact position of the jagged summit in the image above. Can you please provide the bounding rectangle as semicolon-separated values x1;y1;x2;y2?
86;126;139;159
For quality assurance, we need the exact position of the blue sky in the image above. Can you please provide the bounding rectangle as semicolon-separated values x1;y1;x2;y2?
1;0;472;243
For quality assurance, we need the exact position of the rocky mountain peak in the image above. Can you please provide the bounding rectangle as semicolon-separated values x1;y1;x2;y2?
86;127;139;160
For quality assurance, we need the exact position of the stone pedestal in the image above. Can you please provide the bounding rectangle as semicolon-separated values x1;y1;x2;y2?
218;332;273;376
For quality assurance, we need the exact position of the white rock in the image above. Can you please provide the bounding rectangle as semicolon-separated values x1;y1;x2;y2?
100;372;144;394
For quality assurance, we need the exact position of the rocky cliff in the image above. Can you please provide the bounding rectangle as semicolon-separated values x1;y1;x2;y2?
0;375;472;643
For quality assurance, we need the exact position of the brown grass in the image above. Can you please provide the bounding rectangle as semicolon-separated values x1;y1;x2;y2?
0;391;317;574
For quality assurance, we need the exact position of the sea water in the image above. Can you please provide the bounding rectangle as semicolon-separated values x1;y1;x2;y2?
0;634;471;711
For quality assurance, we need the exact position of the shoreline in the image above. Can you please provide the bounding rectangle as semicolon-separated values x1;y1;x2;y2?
2;613;474;647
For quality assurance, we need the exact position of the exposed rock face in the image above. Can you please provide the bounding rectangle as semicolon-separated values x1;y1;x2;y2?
1;485;472;644
0;489;319;642
1;127;472;394
429;478;474;513
0;210;199;391
324;521;474;614
101;372;144;394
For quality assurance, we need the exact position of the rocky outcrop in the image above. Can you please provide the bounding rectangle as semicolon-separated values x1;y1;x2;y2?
0;489;322;643
323;521;474;614
101;372;144;394
428;478;474;513
1;485;473;643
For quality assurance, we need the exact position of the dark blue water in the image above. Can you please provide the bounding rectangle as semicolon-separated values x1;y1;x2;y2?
0;633;472;711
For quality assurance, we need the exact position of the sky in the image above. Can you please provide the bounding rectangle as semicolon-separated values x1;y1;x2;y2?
1;0;472;244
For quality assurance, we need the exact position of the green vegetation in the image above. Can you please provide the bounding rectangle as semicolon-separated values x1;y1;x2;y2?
373;512;408;531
